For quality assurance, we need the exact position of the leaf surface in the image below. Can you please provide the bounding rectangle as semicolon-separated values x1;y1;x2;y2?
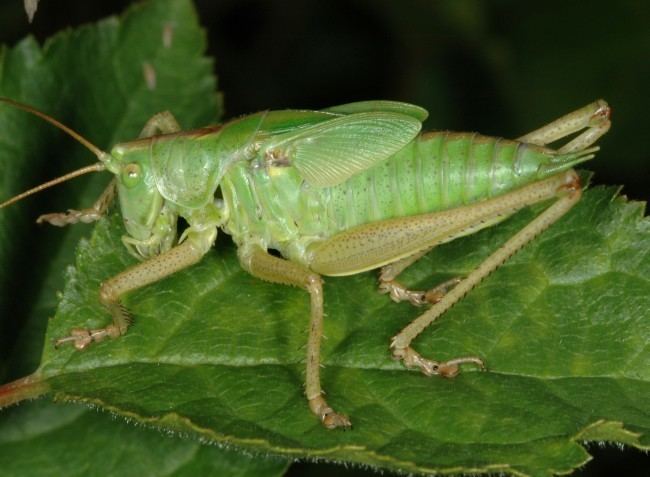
0;400;288;477
0;1;649;477
34;187;650;477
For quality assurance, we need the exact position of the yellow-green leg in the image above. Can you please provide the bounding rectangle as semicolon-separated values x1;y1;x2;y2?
309;170;582;378
238;244;351;429
377;99;611;311
379;250;461;306
517;99;610;152
381;100;608;377
54;110;194;349
55;229;215;349
36;179;116;226
390;172;582;377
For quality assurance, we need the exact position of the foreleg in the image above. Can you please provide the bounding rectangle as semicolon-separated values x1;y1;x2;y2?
36;179;116;226
55;228;215;349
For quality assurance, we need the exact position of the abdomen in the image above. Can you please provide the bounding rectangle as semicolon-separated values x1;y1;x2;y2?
324;131;552;233
221;132;554;264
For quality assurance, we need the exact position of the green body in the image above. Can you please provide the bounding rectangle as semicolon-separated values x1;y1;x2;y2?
0;97;609;429
108;101;591;273
220;131;569;270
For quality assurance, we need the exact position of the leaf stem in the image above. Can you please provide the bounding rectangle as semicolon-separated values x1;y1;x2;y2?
0;374;48;408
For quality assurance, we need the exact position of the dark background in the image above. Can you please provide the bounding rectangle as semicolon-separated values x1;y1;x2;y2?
1;1;648;476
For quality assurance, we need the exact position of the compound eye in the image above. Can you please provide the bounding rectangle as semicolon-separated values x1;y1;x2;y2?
122;163;141;188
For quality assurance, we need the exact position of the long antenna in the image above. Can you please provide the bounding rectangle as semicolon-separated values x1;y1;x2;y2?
0;163;106;208
0;97;112;208
0;97;108;160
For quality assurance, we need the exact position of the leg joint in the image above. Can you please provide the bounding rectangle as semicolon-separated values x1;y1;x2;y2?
305;273;323;290
559;170;582;198
99;282;117;306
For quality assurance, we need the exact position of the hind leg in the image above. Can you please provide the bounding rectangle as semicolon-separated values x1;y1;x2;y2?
309;171;582;378
390;172;582;377
517;99;610;152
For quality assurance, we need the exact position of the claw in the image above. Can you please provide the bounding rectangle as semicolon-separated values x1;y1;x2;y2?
379;276;463;306
54;325;121;350
309;395;351;429
424;277;462;304
37;209;101;227
379;279;427;306
322;411;352;429
392;345;485;378
54;328;92;350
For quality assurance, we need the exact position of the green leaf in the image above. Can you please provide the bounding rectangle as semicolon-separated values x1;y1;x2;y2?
0;400;288;477
0;1;284;476
1;2;649;477
12;185;650;477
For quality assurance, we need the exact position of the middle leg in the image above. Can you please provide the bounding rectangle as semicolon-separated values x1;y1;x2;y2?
238;244;351;429
379;249;462;306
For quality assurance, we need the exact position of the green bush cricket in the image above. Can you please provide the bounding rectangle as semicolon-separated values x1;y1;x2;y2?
0;97;611;428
